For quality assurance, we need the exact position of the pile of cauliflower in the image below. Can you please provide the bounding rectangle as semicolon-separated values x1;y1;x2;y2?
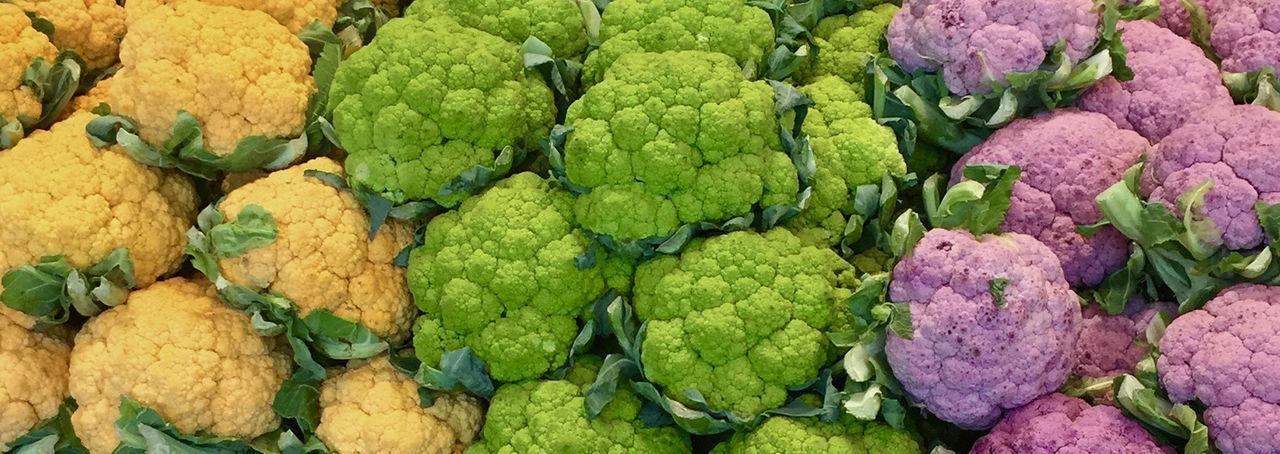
3;0;1279;453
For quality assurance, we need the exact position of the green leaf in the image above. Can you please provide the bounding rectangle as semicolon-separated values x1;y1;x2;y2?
1095;248;1147;314
333;0;390;48
4;399;86;454
85;112;305;180
1113;374;1214;452
585;353;641;418
988;278;1010;308
113;396;253;453
417;347;496;399
930;165;1020;234
886;303;914;339
21;49;82;130
522;37;584;121
208;205;278;258
301;309;388;360
273;375;322;433
1179;0;1218;62
1;249;135;329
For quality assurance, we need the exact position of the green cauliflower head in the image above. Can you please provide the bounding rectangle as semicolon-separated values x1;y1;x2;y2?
795;4;898;85
466;355;692;454
582;0;775;86
405;0;590;58
711;415;921;454
634;229;854;417
330;16;555;206
409;173;608;382
564;51;798;242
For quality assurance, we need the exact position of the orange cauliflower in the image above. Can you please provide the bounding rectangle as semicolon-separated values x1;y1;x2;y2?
0;3;58;129
68;278;291;454
217;158;417;343
125;0;340;33
0;314;70;448
316;357;484;454
13;0;124;70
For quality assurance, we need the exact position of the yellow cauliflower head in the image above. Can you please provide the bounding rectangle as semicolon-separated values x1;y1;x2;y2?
110;0;315;155
0;3;57;124
316;356;484;454
0;313;70;448
12;0;125;70
125;0;339;33
217;157;417;343
68;278;291;454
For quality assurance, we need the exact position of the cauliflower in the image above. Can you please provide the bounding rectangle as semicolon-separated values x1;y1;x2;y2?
0;112;196;329
408;172;608;382
109;1;315;157
12;0;123;71
467;355;691;454
886;229;1081;430
316;357;484;454
795;3;898;85
217;157;417;343
405;0;590;57
971;393;1173;453
633;229;853;417
124;0;339;33
1076;299;1175;379
1146;0;1219;37
0;314;70;448
1;3;58;139
68;278;291;454
1141;105;1280;251
330;16;554;207
710;415;920;454
785;76;904;247
1159;284;1280;454
582;0;774;86
1079;20;1232;142
563;51;798;243
1209;0;1279;75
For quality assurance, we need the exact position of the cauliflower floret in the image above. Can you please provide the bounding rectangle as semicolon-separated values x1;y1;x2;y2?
1140;0;1220;37
110;1;315;156
124;0;339;33
316;356;484;454
0;314;70;447
710;415;920;454
1;3;58;125
13;0;124;70
1076;299;1176;379
1209;0;1280;74
405;0;589;57
971;393;1173;453
795;4;898;85
887;229;1082;430
218;158;417;343
68;278;291;454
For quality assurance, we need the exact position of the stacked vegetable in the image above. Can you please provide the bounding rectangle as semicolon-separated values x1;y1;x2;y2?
3;0;1280;453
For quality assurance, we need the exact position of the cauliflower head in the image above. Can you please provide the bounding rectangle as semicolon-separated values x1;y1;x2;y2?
953;110;1148;287
467;355;692;454
564;51;798;242
886;229;1081;430
1079;20;1232;142
710;415;920;454
971;393;1173;453
330;16;555;206
786;76;904;247
1159;284;1280;454
124;0;339;33
886;0;1101;96
795;3;898;85
1076;299;1176;379
1210;0;1280;74
1141;105;1280;251
633;229;854;417
408;172;607;382
0;112;196;328
405;0;589;57
582;0;775;86
0;313;70;448
69;278;291;454
110;1;315;156
12;0;124;70
218;158;417;343
0;3;58;125
316;356;484;454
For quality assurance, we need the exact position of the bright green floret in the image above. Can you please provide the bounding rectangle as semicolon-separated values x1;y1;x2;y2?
408;173;607;382
564;50;798;242
710;415;922;454
633;229;855;417
582;0;775;86
330;17;555;206
404;0;590;57
786;76;905;247
466;356;692;454
796;4;899;85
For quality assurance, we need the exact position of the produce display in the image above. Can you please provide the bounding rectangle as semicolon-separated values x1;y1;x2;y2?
4;0;1280;453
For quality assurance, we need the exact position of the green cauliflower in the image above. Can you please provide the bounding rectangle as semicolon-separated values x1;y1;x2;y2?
710;415;921;454
582;0;775;86
633;229;854;417
467;355;692;454
564;51;798;242
786;76;904;247
795;4;898;85
330;17;555;207
408;172;609;382
404;0;590;57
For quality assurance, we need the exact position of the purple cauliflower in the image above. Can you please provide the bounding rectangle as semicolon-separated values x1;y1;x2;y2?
1133;0;1221;37
1078;20;1232;142
1210;0;1280;74
1075;298;1176;379
971;393;1174;453
1141;105;1280;251
952;110;1149;287
1159;284;1280;454
886;229;1082;430
886;0;1101;96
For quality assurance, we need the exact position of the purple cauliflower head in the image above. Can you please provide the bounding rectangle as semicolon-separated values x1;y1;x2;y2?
1078;20;1232;142
952;110;1149;287
1210;0;1280;73
1142;105;1280;251
971;393;1175;454
886;0;1101;96
1075;298;1177;379
1159;284;1280;454
886;229;1082;430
